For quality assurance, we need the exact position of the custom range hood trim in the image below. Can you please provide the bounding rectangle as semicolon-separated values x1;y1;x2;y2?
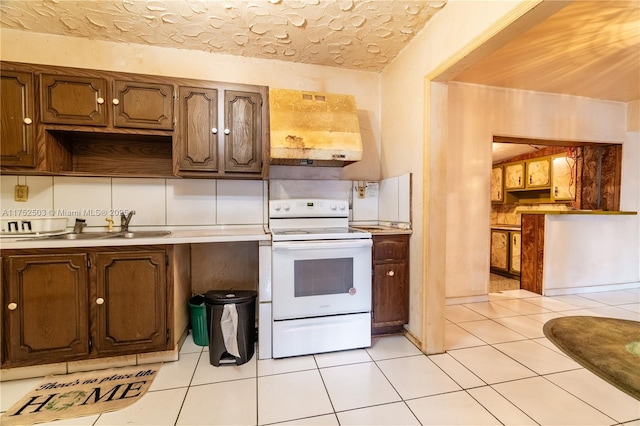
269;88;364;167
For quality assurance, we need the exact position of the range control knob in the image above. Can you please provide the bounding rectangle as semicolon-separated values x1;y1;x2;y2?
339;203;346;210
330;203;337;210
273;204;281;212
283;204;291;211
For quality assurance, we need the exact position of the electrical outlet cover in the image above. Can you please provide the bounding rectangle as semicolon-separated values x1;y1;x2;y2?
14;185;28;202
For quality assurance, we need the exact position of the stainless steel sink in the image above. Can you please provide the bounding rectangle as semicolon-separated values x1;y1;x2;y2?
119;230;171;239
57;232;118;239
37;230;171;240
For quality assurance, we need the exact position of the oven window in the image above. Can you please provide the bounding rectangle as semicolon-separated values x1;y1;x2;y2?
294;258;353;297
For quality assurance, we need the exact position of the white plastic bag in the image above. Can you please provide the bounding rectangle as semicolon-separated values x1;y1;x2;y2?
220;304;240;358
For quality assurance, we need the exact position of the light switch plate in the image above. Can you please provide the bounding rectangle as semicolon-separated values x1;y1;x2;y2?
14;185;28;202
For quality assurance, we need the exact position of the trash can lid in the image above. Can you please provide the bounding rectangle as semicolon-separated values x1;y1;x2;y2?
205;290;257;305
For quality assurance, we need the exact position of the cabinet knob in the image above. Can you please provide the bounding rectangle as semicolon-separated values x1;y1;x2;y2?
23;117;33;125
96;297;105;305
224;128;230;135
7;302;17;311
212;127;218;134
386;270;395;277
97;97;105;105
112;98;120;105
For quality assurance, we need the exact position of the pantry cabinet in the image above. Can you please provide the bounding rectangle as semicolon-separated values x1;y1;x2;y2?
1;246;171;368
371;234;409;335
0;70;36;167
510;231;521;275
176;85;265;176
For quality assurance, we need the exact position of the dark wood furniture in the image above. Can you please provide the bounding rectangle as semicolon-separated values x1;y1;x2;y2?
0;61;269;179
371;234;410;335
1;245;173;368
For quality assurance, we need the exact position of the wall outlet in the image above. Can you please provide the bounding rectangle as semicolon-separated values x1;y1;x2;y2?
14;185;28;202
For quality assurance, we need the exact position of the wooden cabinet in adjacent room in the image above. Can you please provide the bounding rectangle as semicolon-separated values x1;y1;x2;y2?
504;162;525;190
490;230;510;273
176;83;267;177
371;234;410;335
525;157;551;188
491;165;504;203
0;70;36;167
551;153;577;201
1;247;171;368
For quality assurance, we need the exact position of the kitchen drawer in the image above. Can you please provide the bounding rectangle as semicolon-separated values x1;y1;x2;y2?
372;235;409;261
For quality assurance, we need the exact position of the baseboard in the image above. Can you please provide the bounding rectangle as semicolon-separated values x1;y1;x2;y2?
445;294;490;305
544;281;640;296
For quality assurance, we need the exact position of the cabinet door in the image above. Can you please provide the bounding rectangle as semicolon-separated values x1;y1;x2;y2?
112;80;174;130
490;166;504;202
224;90;262;173
509;231;521;274
372;262;408;327
504;163;524;190
490;230;509;271
40;74;107;126
1;70;36;167
4;254;89;365
526;157;550;188
177;86;219;171
552;154;576;201
93;251;167;355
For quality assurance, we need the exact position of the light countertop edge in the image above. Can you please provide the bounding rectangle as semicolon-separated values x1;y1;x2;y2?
0;227;271;250
519;210;637;215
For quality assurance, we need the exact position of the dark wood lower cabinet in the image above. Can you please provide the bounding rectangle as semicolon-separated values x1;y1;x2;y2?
2;247;170;368
5;254;89;365
371;234;410;335
94;251;167;355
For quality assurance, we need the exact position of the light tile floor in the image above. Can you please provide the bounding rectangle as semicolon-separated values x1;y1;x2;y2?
1;288;639;425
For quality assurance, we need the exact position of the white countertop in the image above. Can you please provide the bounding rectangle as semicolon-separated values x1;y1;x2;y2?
0;226;270;250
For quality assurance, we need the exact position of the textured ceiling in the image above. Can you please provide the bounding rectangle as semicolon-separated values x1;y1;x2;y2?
0;0;446;72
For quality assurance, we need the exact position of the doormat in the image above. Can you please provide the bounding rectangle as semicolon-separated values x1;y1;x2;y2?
0;363;161;426
543;316;640;401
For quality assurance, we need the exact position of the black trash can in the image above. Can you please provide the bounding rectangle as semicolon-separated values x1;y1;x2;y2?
205;290;257;366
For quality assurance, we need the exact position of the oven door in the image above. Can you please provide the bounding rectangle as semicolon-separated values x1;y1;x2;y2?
272;239;372;320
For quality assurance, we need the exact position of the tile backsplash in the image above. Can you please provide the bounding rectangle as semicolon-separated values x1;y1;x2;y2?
1;173;412;230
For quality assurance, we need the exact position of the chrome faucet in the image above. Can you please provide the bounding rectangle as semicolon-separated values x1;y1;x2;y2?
120;210;136;232
73;218;87;234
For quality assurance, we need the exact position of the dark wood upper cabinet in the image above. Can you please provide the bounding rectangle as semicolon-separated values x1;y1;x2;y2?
1;70;36;167
1;61;268;178
40;74;108;126
113;80;174;130
224;90;262;173
176;85;267;177
177;86;219;172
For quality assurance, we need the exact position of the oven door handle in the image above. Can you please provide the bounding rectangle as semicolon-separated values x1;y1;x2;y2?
272;239;372;251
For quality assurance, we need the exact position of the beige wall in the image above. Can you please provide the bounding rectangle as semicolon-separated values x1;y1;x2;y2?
629;100;640;132
380;0;542;351
0;28;381;181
